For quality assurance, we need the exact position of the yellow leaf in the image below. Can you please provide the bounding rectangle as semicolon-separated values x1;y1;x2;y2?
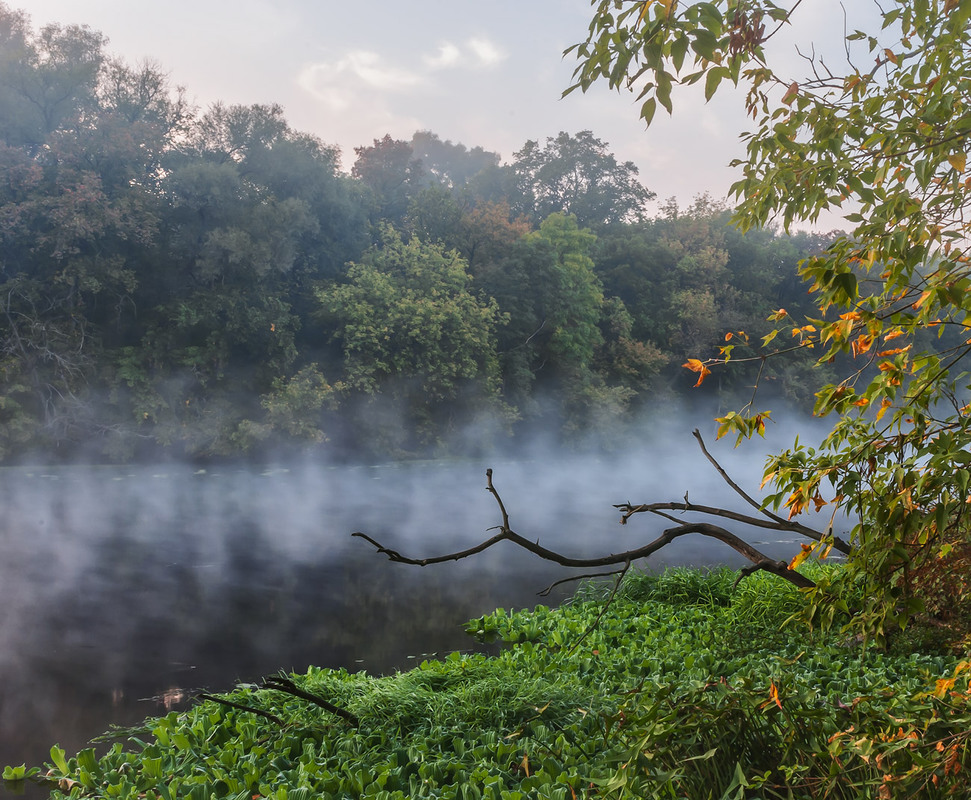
636;0;653;26
948;153;967;172
875;399;892;422
912;290;933;310
789;543;813;569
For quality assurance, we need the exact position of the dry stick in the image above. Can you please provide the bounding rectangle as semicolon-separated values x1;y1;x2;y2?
262;677;359;727
617;429;851;555
197;693;284;726
353;472;816;590
566;560;632;657
538;568;627;597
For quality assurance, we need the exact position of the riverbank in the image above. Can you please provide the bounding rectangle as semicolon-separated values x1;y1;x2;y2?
6;566;971;798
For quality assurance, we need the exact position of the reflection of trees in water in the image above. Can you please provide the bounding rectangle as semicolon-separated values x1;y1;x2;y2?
0;469;578;775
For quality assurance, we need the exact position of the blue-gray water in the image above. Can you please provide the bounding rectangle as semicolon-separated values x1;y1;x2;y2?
0;433;826;786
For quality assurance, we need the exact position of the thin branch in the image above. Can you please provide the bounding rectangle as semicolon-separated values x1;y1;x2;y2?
197;693;284;726
566;560;632;656
262;677;359;727
538;568;628;597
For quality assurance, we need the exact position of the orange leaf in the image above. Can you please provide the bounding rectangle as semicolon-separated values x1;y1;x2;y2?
912;290;933;310
682;358;712;387
782;82;799;104
789;543;813;569
769;681;783;710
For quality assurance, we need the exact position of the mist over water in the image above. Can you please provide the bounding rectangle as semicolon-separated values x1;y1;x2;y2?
0;411;843;783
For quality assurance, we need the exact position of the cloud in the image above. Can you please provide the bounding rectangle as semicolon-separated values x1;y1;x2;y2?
423;37;507;71
424;42;462;69
299;50;420;106
467;37;505;67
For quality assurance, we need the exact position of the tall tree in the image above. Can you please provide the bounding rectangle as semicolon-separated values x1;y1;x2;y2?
512;130;655;227
351;134;423;226
315;227;506;454
409;130;500;189
0;7;176;456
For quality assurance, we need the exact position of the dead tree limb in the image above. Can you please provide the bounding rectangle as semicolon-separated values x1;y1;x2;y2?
197;693;284;726
262;676;359;727
616;430;852;556
353;468;817;590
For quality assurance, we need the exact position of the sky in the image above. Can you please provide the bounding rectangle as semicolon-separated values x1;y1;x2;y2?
15;0;877;225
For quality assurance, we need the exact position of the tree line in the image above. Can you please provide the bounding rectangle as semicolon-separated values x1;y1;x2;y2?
0;3;836;462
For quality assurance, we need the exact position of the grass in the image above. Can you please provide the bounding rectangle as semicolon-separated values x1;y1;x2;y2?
8;565;971;799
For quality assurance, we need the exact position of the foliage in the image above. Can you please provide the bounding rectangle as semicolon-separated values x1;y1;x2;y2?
15;567;971;799
317;227;507;452
568;0;971;642
512;131;655;228
0;3;853;461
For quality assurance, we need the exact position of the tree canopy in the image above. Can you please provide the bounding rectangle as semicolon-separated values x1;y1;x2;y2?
568;0;971;642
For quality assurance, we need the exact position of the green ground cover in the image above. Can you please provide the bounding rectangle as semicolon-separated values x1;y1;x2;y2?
7;567;971;799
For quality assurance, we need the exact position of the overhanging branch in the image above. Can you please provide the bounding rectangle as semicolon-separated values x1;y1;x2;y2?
353;468;817;590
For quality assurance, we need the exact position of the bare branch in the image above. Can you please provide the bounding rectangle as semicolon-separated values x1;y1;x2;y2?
353;470;816;591
615;430;852;555
262;676;359;727
538;568;628;597
566;560;632;656
197;693;283;726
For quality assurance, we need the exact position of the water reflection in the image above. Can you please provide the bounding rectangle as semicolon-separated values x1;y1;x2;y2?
0;447;812;782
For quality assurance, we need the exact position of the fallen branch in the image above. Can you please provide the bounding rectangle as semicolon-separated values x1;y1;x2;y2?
353;468;816;590
262;676;359;727
197;693;283;726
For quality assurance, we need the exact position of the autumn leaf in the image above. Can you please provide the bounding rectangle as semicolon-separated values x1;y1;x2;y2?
682;358;711;387
912;290;933;310
789;543;813;569
782;81;799;104
769;680;783;710
948;153;967;172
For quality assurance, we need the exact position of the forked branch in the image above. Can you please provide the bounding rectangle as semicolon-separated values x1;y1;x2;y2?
353;460;817;591
615;430;851;556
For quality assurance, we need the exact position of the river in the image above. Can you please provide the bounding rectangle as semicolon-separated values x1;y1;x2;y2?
0;432;822;789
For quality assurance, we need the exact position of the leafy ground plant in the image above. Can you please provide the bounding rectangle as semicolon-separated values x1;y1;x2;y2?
8;567;971;799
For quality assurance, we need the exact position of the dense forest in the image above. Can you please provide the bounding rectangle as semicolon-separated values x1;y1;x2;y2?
0;4;839;463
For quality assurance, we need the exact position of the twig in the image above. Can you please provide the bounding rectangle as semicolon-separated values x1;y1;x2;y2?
567;560;632;656
262;677;359;727
197;693;284;726
538;568;628;597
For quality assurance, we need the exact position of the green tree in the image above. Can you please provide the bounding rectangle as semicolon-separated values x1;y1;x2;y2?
116;103;367;458
569;0;971;642
0;6;177;455
352;134;424;226
316;227;507;454
512;130;655;228
409;130;500;189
